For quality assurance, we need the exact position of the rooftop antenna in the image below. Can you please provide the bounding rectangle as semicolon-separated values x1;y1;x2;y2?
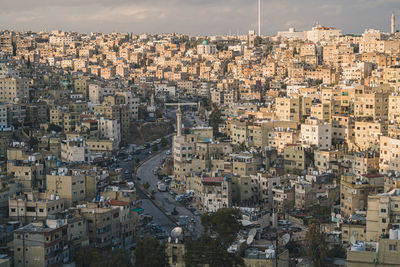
258;0;261;36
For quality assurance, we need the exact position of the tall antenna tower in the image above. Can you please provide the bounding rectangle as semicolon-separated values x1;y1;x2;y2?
392;12;396;34
258;0;261;36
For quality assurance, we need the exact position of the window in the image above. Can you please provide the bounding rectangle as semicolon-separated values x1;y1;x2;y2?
26;207;35;212
389;244;397;251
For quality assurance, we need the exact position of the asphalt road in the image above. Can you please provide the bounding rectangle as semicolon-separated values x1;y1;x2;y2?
118;105;206;238
136;150;203;236
118;147;177;235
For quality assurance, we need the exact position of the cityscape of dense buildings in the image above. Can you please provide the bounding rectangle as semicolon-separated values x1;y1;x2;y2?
0;7;398;267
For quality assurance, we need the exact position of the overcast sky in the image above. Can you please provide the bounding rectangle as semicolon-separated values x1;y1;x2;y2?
0;0;398;35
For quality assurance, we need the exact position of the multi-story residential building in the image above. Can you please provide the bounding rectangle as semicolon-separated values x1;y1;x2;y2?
250;173;290;209
275;96;312;122
190;176;232;213
9;191;64;224
268;128;299;153
46;169;87;208
352;151;379;177
13;220;69;267
366;189;400;242
300;117;332;149
340;173;385;219
347;238;400;267
283;144;311;172
0;77;29;103
98;117;121;146
354;120;387;152
380;136;400;175
272;186;295;214
79;203;121;248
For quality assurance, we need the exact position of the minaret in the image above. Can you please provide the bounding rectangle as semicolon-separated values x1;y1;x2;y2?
150;93;155;107
392;12;395;34
176;104;182;137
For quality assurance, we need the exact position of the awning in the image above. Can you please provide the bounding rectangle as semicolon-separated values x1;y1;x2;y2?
132;208;144;213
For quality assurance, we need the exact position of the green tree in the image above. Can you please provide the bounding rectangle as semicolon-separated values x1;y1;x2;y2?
152;143;159;152
76;247;131;267
47;123;62;132
328;244;346;258
305;223;327;267
143;182;150;190
285;240;300;256
185;208;243;267
172;207;179;215
216;42;225;51
254;36;263;46
209;105;222;136
28;136;39;150
160;137;168;147
135;236;167;267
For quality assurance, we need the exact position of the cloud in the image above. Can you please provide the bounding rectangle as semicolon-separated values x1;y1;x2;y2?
0;0;396;35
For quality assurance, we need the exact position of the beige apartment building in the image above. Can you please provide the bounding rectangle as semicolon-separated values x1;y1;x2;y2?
332;114;355;145
9;191;64;224
352;151;379;176
388;94;400;123
340;173;385;219
347;238;400;267
0;77;29;103
13;220;68;267
354;120;387;152
275;96;312;122
366;190;400;242
272;186;295;214
268;128;299;153
380;136;400;174
46;171;87;208
354;89;389;121
283;144;310;172
79;203;121;248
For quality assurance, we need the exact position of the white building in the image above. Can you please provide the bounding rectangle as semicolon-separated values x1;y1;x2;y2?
201;177;231;212
49;35;75;46
277;28;306;40
197;41;217;55
115;90;140;120
300;117;332;149
306;25;342;43
98;117;121;146
88;83;115;104
61;138;88;162
154;82;176;97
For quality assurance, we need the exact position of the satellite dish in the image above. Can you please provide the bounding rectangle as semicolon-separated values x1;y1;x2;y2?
279;233;290;246
247;228;257;245
249;228;257;237
171;227;183;239
350;235;356;245
247;234;255;245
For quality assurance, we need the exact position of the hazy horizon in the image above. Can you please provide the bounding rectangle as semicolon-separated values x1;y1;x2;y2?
0;0;398;35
